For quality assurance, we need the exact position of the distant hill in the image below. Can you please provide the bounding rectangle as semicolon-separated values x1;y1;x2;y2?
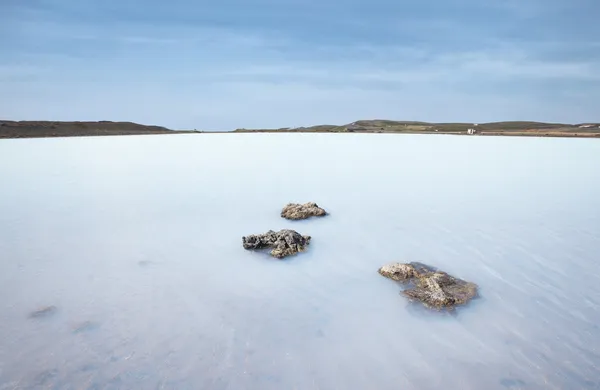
0;120;189;138
2;119;599;139
233;120;600;137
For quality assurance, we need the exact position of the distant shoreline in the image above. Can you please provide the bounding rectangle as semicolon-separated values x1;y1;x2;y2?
228;129;600;138
2;120;599;139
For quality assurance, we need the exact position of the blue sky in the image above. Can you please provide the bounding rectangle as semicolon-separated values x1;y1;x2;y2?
1;0;599;130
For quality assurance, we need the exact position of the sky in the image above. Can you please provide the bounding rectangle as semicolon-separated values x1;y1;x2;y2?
1;0;599;130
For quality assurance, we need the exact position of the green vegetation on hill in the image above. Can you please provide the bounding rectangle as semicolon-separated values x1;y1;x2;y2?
233;120;599;135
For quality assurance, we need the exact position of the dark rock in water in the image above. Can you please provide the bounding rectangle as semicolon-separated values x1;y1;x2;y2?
242;229;311;259
378;262;477;309
72;320;100;334
281;202;327;220
29;305;58;318
35;369;58;385
500;378;527;388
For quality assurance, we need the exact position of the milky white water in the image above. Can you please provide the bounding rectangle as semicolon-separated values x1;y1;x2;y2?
0;133;599;389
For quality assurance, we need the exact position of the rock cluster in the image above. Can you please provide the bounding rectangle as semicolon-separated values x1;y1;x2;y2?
281;202;327;220
242;229;311;259
378;262;477;309
242;202;479;311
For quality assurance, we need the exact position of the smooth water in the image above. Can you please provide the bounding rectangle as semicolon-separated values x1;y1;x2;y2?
0;133;599;389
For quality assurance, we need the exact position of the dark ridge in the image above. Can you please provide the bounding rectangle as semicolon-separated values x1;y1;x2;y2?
0;120;194;139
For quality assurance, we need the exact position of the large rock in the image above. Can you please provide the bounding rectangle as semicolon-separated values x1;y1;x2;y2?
378;262;477;309
242;229;311;259
281;202;327;220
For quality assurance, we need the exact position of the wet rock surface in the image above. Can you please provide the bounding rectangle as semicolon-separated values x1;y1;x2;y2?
378;262;477;309
281;202;327;220
242;229;311;259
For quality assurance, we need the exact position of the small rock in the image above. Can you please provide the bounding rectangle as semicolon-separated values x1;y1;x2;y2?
281;202;327;220
377;262;438;281
29;305;58;318
378;262;478;309
242;229;311;259
378;263;418;281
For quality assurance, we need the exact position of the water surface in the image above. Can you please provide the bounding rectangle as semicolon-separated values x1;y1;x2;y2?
0;133;599;389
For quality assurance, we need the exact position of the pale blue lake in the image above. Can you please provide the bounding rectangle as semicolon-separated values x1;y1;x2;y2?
0;133;599;389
